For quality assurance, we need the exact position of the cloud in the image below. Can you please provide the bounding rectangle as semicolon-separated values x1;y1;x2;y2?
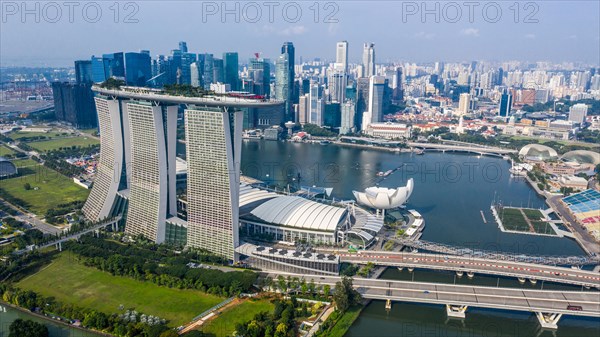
257;25;308;37
413;31;435;40
460;28;480;37
524;33;536;39
279;25;308;36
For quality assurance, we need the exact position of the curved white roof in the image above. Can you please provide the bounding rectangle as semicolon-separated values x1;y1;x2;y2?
250;195;347;232
353;178;414;209
518;144;558;160
561;150;600;165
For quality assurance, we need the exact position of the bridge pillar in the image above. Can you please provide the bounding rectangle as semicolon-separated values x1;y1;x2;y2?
55;242;62;252
446;305;467;319
536;312;562;329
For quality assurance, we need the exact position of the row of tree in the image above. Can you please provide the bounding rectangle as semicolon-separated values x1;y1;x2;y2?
65;236;257;296
0;284;176;337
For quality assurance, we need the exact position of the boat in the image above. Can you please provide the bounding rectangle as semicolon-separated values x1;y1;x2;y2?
414;149;424;155
319;140;331;145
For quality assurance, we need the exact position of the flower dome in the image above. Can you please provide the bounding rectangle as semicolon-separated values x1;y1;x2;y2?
353;178;414;209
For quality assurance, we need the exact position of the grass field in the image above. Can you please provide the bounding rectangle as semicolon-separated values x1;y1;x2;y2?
10;158;40;168
0;145;15;157
8;131;64;140
17;253;224;326
499;207;555;235
0;167;89;215
325;305;363;337
28;136;99;152
201;298;275;337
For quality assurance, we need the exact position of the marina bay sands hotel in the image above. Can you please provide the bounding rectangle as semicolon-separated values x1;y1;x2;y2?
82;85;283;260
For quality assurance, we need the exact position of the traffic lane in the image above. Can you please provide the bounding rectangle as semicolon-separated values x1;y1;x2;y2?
342;255;600;284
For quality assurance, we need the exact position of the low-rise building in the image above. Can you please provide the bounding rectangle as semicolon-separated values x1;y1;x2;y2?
363;122;411;139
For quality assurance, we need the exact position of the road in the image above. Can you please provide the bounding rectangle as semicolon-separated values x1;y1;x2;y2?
547;194;600;255
0;200;61;235
266;272;600;318
340;251;600;288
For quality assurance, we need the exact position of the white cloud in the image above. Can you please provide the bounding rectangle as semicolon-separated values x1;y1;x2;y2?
257;25;308;37
279;25;308;36
460;28;480;37
524;33;536;39
413;31;435;40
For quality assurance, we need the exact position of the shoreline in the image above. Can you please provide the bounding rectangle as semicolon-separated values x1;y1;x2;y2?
0;301;110;336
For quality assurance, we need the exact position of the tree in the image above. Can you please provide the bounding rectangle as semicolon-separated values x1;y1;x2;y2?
160;330;180;337
9;319;49;337
23;183;31;190
332;277;362;313
323;284;331;297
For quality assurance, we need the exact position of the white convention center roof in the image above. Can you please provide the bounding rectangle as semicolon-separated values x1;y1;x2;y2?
250;195;347;232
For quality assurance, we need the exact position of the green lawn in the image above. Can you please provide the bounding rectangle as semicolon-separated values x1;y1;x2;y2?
522;209;544;220
499;208;530;231
8;131;63;140
17;253;224;326
0;145;15;157
11;158;40;168
324;305;363;337
0;167;89;215
201;298;275;337
28;136;99;152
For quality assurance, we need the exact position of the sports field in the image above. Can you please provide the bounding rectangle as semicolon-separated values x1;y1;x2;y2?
201;298;275;337
498;207;555;235
0;166;89;215
17;253;224;326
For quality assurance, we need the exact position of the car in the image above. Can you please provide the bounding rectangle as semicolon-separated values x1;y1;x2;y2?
423;290;430;294
567;305;583;311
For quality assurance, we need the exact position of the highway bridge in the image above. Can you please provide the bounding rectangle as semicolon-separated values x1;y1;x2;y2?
20;217;121;253
340;251;600;288
394;238;600;266
267;273;600;329
407;142;517;156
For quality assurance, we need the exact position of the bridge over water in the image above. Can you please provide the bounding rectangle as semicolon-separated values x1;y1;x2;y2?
340;251;600;288
267;273;600;329
394;238;600;266
408;141;517;156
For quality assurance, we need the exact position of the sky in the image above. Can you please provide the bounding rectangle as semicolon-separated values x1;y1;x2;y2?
1;1;599;67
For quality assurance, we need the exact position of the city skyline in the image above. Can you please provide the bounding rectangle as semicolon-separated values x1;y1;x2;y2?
1;1;599;67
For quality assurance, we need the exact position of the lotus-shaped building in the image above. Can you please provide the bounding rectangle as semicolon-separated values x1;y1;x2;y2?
353;178;414;210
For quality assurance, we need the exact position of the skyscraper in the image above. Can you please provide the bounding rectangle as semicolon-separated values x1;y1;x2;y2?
179;41;188;53
457;93;471;116
336;41;348;73
309;82;324;126
275;54;292;121
328;71;347;103
568;103;588;124
102;52;125;78
249;57;271;97
124;52;152;86
213;58;224;84
223;52;239;91
362;43;375;78
82;86;282;260
52;82;97;128
281;42;296;104
298;94;309;125
75;60;93;84
190;62;201;87
202;54;214;90
340;101;356;134
498;92;513;117
180;52;197;85
362;76;385;129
